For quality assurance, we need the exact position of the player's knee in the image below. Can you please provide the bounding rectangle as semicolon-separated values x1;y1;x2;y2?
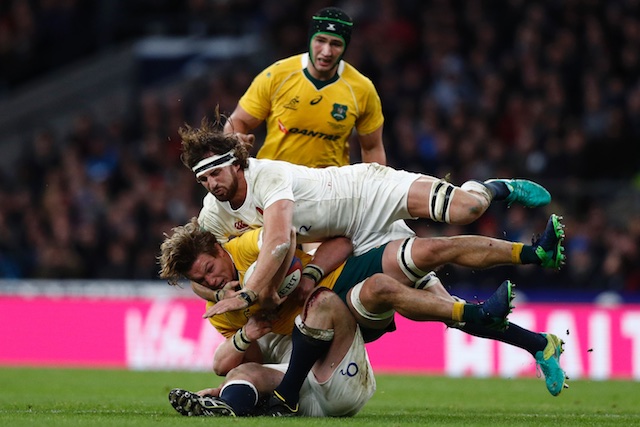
364;273;402;301
296;288;339;341
349;275;396;327
301;286;340;321
226;362;262;382
452;181;492;224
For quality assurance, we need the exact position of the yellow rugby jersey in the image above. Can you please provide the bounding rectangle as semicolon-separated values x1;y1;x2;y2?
206;228;346;338
239;53;384;168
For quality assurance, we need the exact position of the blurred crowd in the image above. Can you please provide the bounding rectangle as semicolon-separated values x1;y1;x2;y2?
1;0;639;297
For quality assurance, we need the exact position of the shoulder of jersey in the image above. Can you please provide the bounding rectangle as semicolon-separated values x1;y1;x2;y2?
265;54;305;77
340;61;373;83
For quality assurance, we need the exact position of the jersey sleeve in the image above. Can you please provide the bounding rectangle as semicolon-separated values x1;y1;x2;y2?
354;78;384;136
238;62;279;121
251;162;295;209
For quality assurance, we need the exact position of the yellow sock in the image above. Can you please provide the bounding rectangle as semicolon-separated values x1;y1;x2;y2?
511;243;524;264
452;301;465;322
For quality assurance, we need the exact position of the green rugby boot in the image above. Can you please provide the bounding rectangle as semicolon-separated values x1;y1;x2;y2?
535;333;569;396
486;179;552;207
479;280;515;330
533;214;566;269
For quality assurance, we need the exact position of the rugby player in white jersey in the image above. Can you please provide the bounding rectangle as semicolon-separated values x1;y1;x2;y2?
179;117;552;315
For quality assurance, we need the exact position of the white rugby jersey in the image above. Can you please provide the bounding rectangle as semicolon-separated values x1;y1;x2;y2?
198;158;417;255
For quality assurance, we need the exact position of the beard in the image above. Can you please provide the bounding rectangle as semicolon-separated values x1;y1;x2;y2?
212;176;238;202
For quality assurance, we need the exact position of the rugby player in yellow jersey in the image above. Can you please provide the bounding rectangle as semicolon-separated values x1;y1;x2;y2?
222;7;386;168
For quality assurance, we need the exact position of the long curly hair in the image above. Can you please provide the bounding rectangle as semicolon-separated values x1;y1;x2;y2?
158;217;223;286
178;109;252;170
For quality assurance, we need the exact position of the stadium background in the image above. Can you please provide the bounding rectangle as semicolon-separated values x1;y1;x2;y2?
0;0;639;378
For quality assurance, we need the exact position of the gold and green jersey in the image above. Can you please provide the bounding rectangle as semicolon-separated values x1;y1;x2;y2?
207;228;345;338
239;53;384;168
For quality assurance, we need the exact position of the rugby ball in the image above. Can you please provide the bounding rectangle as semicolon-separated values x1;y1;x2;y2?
243;256;303;297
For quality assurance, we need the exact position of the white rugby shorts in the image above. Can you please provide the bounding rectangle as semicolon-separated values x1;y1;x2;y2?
348;164;418;255
266;327;376;417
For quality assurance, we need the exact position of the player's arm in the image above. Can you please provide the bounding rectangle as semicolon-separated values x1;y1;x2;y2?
293;236;353;303
245;200;296;307
358;124;386;165
191;280;240;303
223;104;263;145
212;314;273;376
204;200;295;315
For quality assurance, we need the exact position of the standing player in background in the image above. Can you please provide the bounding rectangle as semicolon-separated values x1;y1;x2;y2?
223;7;386;168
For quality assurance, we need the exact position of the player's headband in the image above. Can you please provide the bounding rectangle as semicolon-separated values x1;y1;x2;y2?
192;150;236;178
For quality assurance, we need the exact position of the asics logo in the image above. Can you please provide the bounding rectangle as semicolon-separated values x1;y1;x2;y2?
310;95;323;105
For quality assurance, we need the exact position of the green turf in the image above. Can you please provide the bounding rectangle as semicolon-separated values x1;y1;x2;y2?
0;367;638;426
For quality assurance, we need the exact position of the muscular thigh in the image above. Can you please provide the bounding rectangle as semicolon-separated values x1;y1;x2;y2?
300;327;376;417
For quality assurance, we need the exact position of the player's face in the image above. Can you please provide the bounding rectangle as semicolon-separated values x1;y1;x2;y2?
310;34;344;78
187;252;236;290
197;165;239;202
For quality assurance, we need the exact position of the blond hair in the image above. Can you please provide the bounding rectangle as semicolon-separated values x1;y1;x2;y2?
158;217;222;286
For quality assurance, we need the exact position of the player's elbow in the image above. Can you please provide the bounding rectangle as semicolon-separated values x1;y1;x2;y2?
212;357;234;376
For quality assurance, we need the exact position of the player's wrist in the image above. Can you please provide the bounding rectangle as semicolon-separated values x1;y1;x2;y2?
302;264;325;285
232;327;251;352
213;289;226;302
236;289;258;307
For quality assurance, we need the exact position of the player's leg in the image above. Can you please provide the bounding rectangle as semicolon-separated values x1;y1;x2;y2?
381;213;566;286
346;273;514;331
458;322;569;396
267;286;357;416
406;176;551;225
414;274;569;396
168;363;284;417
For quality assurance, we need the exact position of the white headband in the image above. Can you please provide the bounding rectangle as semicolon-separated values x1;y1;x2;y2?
192;150;236;178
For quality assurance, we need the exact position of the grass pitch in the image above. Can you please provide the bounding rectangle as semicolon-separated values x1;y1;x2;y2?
0;367;637;426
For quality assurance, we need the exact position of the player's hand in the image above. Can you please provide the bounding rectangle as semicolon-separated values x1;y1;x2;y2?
244;311;273;340
192;280;240;302
235;132;255;147
259;287;289;311
289;276;315;305
202;288;247;317
197;387;221;397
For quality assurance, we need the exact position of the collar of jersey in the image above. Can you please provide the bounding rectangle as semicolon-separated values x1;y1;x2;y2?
302;54;342;89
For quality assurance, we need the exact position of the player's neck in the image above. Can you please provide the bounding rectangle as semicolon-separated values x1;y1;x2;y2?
306;61;339;81
229;169;247;210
